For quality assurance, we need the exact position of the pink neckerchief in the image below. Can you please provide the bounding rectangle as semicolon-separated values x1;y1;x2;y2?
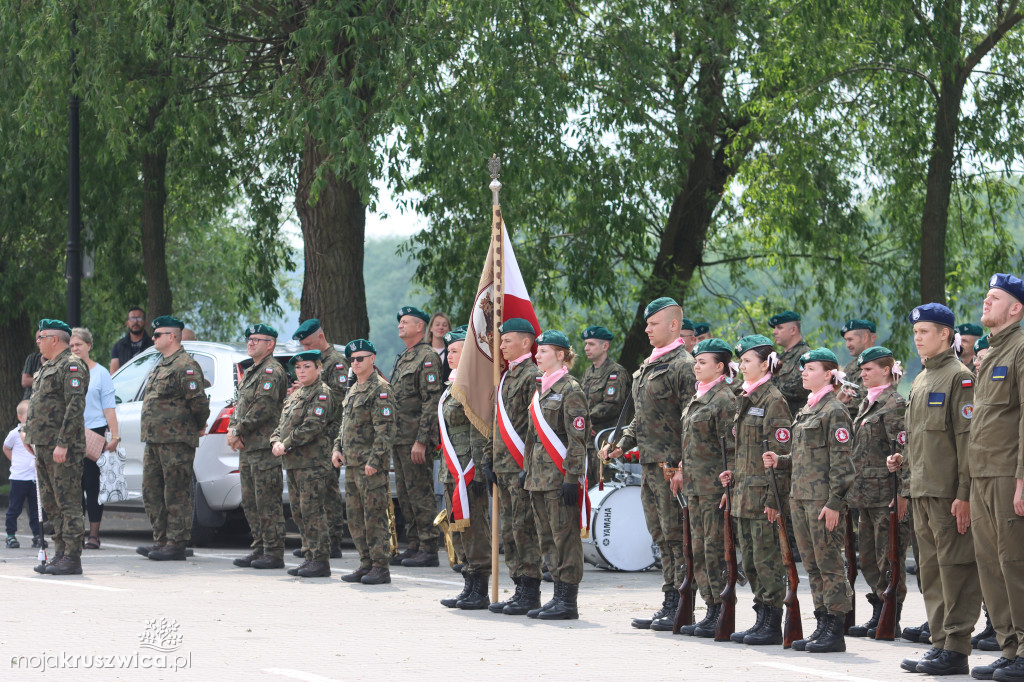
695;374;726;398
541;366;569;394
866;383;890;405
648;337;685;363
742;372;773;396
805;384;835;409
508;352;532;370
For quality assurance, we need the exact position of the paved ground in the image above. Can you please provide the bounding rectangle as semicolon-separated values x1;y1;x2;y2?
0;511;989;681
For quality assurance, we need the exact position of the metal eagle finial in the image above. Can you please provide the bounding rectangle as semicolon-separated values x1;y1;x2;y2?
488;154;502;204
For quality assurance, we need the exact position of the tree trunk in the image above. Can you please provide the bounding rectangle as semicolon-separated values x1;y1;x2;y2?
140;142;173;318
0;310;33;483
295;131;370;345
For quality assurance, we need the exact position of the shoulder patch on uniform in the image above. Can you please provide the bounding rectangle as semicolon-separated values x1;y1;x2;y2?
381;406;392;417
426;373;437;384
338;375;347;383
961;404;973;419
70;377;81;388
186;369;194;375
609;374;618;380
606;386;616;396
265;367;274;374
335;364;344;369
835;427;850;443
775;427;791;443
318;394;328;401
261;381;272;391
69;365;78;371
379;392;388;400
896;430;906;445
187;380;198;391
992;366;1007;381
927;392;946;406
573;416;586;431
961;378;972;388
424;360;433;367
313;406;325;416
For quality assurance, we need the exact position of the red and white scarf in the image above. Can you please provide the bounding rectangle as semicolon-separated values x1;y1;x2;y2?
529;390;591;537
438;388;474;530
497;370;527;468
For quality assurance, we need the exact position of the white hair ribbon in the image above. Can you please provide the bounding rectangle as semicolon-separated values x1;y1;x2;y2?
767;351;780;373
891;360;904;381
952;332;963;353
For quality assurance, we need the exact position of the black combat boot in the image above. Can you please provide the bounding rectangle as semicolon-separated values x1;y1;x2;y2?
633;590;677;630
442;572;472;608
903;620;927;642
489;576;521;613
745;607;784;645
251;554;285;569
329;544;343;559
296;560;331;578
901;647;942;672
361;566;391;584
34;552;63;574
148;544;187;561
679;602;715;636
293;547;304;557
806;613;847;653
456;574;491;610
731;604;767;643
528;582;563;619
649;590;681;631
916;649;969;675
971;656;1014;680
792;609;826;651
402;550;440;567
538;582;579;620
233;551;261;568
869;601;901;639
341;566;371;583
974;608;996;649
505;576;542;616
390;546;417;566
692;603;722;638
919;620;932;644
45;554;83;576
977;608;1000;651
849;594;882;637
137;544;162;557
288;560;311;576
993;656;1024;682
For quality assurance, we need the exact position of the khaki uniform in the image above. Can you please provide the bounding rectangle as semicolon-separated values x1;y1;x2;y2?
616;343;696;593
390;342;443;553
273;382;334;562
24;348;88;557
969;324;1024;660
524;373;588;585
581;359;631;480
904;347;980;655
773;340;811;418
140;347;211;547
318;345;350;550
778;390;855;615
731;381;793;609
680;380;736;606
480;358;542;581
849;385;910;603
229;354;287;559
334;373;395;569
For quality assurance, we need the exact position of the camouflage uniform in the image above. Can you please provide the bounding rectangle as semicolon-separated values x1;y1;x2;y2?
390;342;443;553
140;347;211;548
849;385;910;604
524;373;588;585
731;381;793;609
439;385;491;576
616;343;696;593
318;345;349;550
773;340;811;418
681;380;736;606
581;359;631;481
230;354;287;559
273;382;334;562
841;357;864;419
334;372;396;569
480;358;543;581
777;390;855;615
24;348;88;557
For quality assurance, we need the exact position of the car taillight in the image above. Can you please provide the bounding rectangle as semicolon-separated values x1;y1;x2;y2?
209;405;234;434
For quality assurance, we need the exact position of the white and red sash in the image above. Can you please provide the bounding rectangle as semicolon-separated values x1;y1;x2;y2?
529;390;591;536
438;389;474;530
496;371;526;468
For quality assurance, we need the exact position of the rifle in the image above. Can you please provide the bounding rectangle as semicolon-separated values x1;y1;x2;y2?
766;439;802;648
598;394;635;491
668;481;695;633
715;436;737;641
874;439;901;641
844;508;857;633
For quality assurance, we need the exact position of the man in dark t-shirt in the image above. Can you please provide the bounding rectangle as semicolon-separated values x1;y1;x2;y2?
110;307;154;373
21;351;42;399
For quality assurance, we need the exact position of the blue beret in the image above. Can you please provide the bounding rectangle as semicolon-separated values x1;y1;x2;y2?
581;325;614;341
799;347;839;369
909;303;954;328
397;306;430;324
499;318;536;335
680;318;695;331
693;338;732;357
289;349;322;367
344;339;376;358
37;318;72;334
840;319;876;336
151;315;185;330
536;329;571;348
443;330;466;347
857;346;894;367
693;322;711;336
245;323;278;339
292;319;321;340
988;273;1024;305
769;311;801;327
644;297;679;320
734;334;774;356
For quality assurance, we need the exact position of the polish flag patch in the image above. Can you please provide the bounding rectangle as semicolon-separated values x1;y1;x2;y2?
69;365;78;371
962;378;973;388
186;369;194;375
835;428;850;443
336;364;344;369
424;361;433;367
610;374;618;380
573;416;586;431
775;427;791;443
318;394;328;401
265;367;274;373
379;392;388;400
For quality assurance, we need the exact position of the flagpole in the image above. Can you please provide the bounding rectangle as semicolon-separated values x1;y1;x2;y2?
488;154;503;604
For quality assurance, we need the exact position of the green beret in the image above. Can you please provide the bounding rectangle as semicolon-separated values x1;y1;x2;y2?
581;325;614;341
857;346;893;367
292;319;321;340
536;329;570;348
499;318;535;335
443;330;466;347
245;323;278;339
769;311;801;327
956;323;983;337
37;318;72;334
799;347;839;369
680;318;695;331
974;334;989;353
289;349;322;366
693;322;711;336
453;324;468;333
734;334;775;356
644;297;679;321
151;315;184;330
693;338;732;357
840;319;876;336
397;306;430;324
344;339;376;358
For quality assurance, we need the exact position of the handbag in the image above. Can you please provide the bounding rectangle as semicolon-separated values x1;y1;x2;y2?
97;443;133;505
84;429;107;462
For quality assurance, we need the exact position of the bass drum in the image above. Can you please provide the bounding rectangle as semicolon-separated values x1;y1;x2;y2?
583;483;657;571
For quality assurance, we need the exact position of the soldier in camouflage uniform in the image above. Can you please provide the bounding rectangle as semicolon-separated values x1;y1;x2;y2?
272;350;334;578
25;319;88;575
719;335;793;645
765;347;855;653
523;330;588;620
332;339;396;586
388;305;443;567
603;297;696;630
580;325;631;484
436;330;492;608
228;324;287;570
770;311;811;418
292;319;348;558
670;339;737;636
693;322;712;342
679;318;697;354
481;317;544;616
138;315;211;562
846;346;911;638
838;319;877;418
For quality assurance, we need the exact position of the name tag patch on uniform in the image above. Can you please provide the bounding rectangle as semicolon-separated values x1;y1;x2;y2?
381;406;392;417
961;404;974;419
606;387;616;396
187;381;198;391
314;406;325;416
775;427;791;443
547;393;562;402
262;381;272;391
835;428;850;443
992;366;1008;381
70;378;80;388
426;373;437;384
897;430;906;445
747;407;765;417
928;392;946;406
962;378;973;388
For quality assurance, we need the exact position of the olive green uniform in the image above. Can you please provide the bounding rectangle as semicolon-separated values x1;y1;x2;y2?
230;354;287;559
903;347;980;656
24;348;88;558
969;324;1024;660
318;345;350;551
140;347;211;548
581;359;631;481
773;340;811;419
524;373;588;586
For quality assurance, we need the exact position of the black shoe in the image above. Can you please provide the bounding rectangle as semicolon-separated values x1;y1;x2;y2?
402;550;439;568
903;621;928;642
489;577;521;613
793;609;827;651
541;566;553;582
528;582;563;619
902;648;943;673
148;545;187;561
297;560;331;578
746;607;784;646
979;636;1002;652
849;594;882;637
233;551;261;568
505;577;541;615
292;547;304;557
45;554;83;576
250;555;285;569
31;535;46;549
731;604;768;643
806;613;846;653
456;574;491;610
390;547;416;566
918;650;969;676
442;573;472;608
907;562;918;575
452;562;464;573
537;582;579;620
693;603;722;638
639;590;680;630
288;560;310;576
974;610;996;649
329;545;343;560
361;566;391;584
342;567;371;583
919;620;933;644
137;544;162;557
993;657;1024;682
972;657;1014;680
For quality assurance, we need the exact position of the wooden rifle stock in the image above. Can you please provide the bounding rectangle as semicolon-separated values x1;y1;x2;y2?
874;440;901;640
672;500;695;633
715;436;737;641
844;510;857;633
765;439;802;648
